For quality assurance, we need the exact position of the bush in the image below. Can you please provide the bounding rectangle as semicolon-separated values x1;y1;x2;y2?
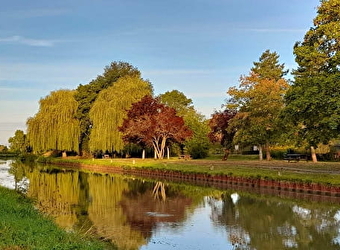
269;149;287;160
187;145;209;159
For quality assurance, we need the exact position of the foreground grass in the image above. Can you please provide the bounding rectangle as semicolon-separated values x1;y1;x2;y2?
47;155;340;186
0;186;109;250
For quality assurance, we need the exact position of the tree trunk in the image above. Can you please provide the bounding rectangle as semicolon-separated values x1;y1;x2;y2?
222;149;230;161
258;145;263;161
167;146;170;159
142;149;145;159
265;143;271;161
311;146;318;162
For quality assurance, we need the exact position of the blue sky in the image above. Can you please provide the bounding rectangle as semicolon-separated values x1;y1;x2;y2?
0;0;320;146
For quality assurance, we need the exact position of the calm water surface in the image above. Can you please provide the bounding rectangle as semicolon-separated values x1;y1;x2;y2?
1;159;340;250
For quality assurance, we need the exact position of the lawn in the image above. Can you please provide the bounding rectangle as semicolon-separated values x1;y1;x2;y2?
0;186;111;250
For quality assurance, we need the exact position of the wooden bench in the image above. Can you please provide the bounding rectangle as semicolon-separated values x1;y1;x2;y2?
284;153;308;162
178;154;192;160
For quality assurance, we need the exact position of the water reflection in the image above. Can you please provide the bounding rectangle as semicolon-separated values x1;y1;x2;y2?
1;160;340;250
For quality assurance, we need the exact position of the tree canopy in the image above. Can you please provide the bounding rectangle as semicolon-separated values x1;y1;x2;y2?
284;0;340;161
27;90;80;153
89;75;153;153
8;130;28;153
159;90;193;115
119;95;192;159
208;109;237;150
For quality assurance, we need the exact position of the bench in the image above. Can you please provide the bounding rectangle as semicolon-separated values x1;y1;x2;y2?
284;153;308;162
178;154;191;160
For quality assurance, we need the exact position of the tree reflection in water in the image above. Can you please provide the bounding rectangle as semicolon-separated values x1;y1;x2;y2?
152;181;166;201
209;192;340;250
6;161;340;250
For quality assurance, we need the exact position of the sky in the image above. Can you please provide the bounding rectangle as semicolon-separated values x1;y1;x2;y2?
0;0;320;146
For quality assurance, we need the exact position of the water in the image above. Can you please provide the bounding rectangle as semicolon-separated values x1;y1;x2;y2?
1;159;340;250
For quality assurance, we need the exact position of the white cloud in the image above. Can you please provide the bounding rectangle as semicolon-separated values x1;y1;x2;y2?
0;35;55;47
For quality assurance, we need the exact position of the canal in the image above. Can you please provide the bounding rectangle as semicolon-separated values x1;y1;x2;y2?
1;159;340;250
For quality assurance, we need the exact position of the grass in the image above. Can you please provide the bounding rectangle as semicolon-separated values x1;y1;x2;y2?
0;186;111;250
46;154;340;186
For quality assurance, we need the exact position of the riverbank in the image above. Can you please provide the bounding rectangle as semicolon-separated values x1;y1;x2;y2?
45;156;340;195
0;186;110;250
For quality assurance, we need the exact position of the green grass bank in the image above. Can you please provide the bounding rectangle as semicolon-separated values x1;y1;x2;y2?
43;155;340;187
0;186;111;250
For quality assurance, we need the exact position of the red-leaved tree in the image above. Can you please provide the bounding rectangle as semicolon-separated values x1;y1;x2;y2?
208;109;237;160
119;95;192;159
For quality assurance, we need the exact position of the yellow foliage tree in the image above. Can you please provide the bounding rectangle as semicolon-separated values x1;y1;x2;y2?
227;51;289;160
27;90;80;154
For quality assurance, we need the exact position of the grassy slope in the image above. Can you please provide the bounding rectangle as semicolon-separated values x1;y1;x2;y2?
0;186;109;250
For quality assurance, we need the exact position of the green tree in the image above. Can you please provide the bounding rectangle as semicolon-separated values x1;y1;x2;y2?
75;61;141;156
0;145;8;152
284;0;340;162
159;90;210;159
252;49;288;80
27;90;80;154
182;110;211;159
227;50;289;160
8;130;28;153
89;75;153;153
159;90;194;115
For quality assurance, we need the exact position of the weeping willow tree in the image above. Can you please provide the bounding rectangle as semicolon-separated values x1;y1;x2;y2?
27;89;80;154
89;76;153;153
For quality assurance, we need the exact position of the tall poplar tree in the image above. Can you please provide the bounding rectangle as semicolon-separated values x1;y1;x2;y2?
27;90;80;154
89;75;153;153
227;50;289;160
75;62;141;155
284;0;340;162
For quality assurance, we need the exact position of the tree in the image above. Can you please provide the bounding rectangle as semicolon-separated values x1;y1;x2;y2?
8;130;28;153
159;90;210;159
181;109;211;159
227;50;289;160
284;0;340;162
0;145;8;152
89;75;153;153
208;109;237;160
159;90;194;115
75;61;141;155
27;90;80;154
119;95;192;159
252;49;288;81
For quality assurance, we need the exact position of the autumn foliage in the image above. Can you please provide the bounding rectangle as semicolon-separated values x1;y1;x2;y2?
119;95;192;159
208;109;237;149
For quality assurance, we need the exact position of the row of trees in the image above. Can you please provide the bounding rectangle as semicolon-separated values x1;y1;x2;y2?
22;62;210;159
8;0;340;162
208;0;339;162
